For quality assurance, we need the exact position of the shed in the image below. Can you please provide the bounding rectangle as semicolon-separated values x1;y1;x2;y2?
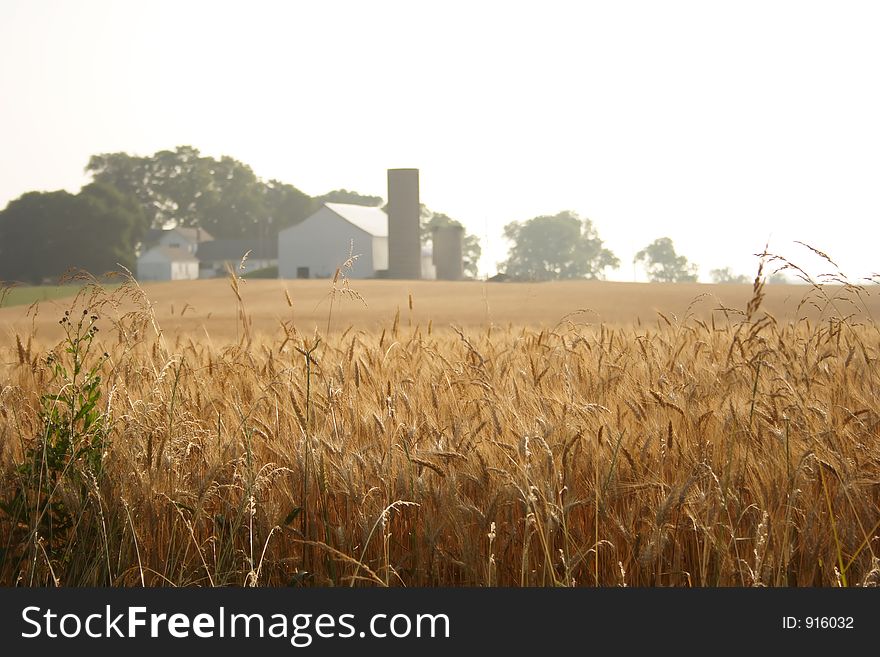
196;238;277;278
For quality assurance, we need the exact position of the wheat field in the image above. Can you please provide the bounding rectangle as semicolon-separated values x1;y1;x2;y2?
1;269;878;586
4;276;874;343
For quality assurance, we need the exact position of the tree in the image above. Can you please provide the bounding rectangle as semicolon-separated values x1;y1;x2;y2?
0;191;69;283
87;146;272;239
262;179;316;232
634;237;698;283
500;211;619;281
197;155;267;239
421;211;482;279
84;151;154;241
149;145;215;229
87;146;205;230
0;184;141;283
315;189;383;207
767;272;790;284
75;182;142;273
87;148;390;241
710;267;749;284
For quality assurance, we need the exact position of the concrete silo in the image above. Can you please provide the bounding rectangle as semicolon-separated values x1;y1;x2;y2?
387;168;421;280
432;224;465;280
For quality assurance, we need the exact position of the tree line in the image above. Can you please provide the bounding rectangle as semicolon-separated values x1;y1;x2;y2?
0;145;778;285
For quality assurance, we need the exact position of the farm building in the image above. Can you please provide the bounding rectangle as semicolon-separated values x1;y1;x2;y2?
278;169;458;280
137;226;215;281
136;246;199;281
278;203;389;279
196;238;278;278
136;227;278;281
145;226;214;255
432;224;465;280
278;202;440;280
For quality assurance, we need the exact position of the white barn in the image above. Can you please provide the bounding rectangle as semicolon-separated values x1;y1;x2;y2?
136;246;199;281
278;203;388;279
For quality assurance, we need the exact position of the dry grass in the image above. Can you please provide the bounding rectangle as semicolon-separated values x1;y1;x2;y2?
0;263;878;587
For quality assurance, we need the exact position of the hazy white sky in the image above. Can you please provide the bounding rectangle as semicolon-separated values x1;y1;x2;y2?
1;0;878;280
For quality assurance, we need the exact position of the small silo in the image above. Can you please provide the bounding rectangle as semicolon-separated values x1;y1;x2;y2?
432;224;465;280
387;168;421;280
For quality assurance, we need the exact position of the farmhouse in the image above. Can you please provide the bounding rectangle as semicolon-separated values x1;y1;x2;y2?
136;246;199;281
136;226;215;281
145;226;214;255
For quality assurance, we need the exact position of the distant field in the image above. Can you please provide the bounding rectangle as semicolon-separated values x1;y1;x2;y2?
0;284;95;308
1;278;875;344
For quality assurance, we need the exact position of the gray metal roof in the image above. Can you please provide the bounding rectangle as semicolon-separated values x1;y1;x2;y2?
170;226;214;242
324;202;388;237
197;238;278;262
145;226;215;244
140;246;199;262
